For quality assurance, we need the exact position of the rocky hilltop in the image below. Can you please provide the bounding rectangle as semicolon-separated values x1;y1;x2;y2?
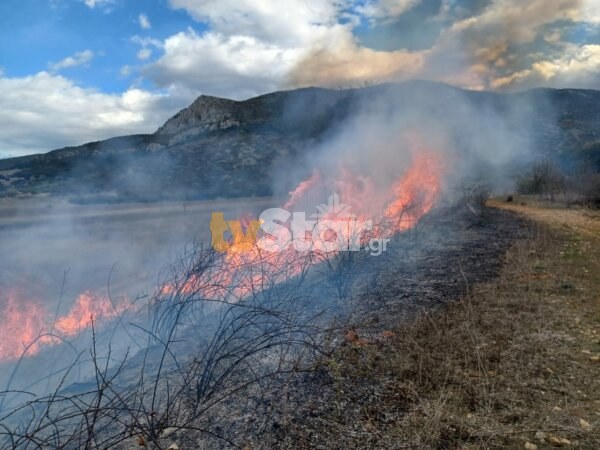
157;95;260;136
0;82;598;203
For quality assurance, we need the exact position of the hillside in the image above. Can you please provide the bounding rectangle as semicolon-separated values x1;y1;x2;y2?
0;82;598;203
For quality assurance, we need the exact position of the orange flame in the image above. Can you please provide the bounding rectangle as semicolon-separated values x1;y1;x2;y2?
0;292;48;360
384;152;443;232
0;290;125;361
54;292;124;336
285;146;444;238
284;170;321;210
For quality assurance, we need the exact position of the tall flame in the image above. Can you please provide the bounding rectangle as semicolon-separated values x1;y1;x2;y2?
285;147;444;237
384;152;443;231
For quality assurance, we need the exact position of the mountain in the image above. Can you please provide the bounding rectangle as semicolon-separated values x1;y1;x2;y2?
0;82;598;203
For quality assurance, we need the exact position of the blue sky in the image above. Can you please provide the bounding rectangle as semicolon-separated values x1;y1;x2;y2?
0;0;598;157
0;0;201;92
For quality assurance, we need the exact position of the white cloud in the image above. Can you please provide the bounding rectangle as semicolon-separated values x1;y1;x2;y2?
356;0;420;20
49;50;95;71
149;0;587;98
143;1;356;98
491;44;600;90
283;0;600;92
357;0;596;91
168;0;344;47
137;48;152;60
132;35;162;65
582;0;600;23
139;13;151;30
0;72;186;157
120;65;132;77
82;0;114;9
286;29;427;88
131;35;163;48
145;28;308;99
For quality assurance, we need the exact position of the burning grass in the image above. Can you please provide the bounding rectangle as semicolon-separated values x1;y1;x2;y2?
0;143;444;364
270;204;600;449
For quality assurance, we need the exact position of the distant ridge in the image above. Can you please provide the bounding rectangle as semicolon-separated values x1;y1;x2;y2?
0;82;598;202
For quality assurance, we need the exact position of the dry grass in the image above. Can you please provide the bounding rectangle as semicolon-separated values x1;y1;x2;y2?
275;202;600;449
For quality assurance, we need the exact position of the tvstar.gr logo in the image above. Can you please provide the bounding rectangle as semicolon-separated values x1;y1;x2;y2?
210;194;390;256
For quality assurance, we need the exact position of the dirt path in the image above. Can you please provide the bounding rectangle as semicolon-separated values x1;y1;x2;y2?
488;199;600;237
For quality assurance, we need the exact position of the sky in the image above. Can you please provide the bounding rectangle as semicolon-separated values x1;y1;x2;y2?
0;0;598;158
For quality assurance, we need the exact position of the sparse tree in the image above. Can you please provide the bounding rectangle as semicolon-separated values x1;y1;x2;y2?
517;159;566;201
